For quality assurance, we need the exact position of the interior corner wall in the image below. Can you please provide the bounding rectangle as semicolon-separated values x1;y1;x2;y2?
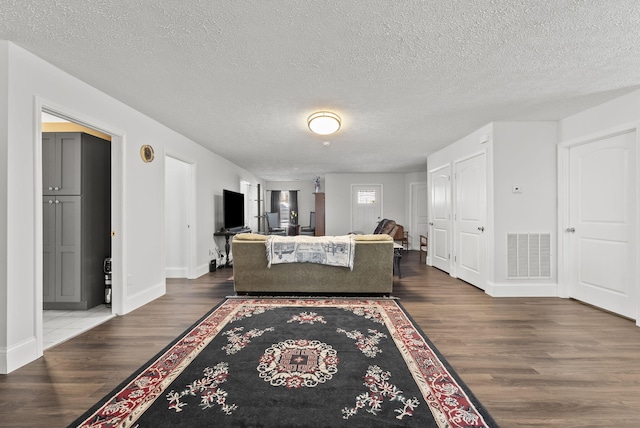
324;173;407;236
0;41;263;373
427;122;560;296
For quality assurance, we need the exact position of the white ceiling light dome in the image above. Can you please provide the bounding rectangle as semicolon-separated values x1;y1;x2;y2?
307;111;341;135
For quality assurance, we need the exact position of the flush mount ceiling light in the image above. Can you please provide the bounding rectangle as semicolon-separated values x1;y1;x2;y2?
307;111;341;135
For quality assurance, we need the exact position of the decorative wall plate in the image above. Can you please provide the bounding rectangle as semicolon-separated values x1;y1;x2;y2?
140;145;154;162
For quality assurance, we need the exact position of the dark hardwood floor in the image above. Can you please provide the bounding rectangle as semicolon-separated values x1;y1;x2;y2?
1;251;639;427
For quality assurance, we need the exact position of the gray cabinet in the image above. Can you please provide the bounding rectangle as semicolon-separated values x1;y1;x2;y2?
43;196;82;303
43;132;83;196
42;132;111;310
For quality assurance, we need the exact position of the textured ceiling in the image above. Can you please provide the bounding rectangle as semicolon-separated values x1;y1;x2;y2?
2;1;640;181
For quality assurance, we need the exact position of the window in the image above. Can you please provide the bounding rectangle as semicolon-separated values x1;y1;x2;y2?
357;190;376;204
270;190;299;227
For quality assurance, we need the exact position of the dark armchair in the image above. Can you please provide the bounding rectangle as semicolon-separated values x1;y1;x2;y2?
266;212;286;235
373;219;401;238
374;219;404;278
300;212;316;236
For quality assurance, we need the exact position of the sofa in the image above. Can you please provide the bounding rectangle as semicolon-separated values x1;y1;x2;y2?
231;233;394;295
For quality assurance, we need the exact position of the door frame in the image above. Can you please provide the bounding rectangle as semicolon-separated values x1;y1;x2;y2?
240;180;252;231
409;181;428;251
557;121;640;326
35;98;125;354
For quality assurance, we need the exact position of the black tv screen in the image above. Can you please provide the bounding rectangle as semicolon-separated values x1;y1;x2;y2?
223;189;245;231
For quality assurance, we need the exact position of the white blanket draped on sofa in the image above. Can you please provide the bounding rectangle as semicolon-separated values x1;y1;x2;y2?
265;235;356;269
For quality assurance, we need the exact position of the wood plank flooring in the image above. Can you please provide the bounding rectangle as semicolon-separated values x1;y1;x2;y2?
1;251;639;427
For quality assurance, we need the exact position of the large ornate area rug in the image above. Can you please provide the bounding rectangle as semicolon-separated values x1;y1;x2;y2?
71;298;497;428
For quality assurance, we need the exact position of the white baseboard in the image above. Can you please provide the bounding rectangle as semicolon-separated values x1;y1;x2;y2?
165;267;188;278
195;263;210;278
485;281;559;297
0;336;38;374
122;281;166;314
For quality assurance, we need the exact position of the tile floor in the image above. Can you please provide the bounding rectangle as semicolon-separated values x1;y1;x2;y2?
43;304;115;350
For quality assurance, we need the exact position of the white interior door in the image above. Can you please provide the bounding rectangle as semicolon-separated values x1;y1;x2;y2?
568;131;636;318
454;153;486;288
241;181;252;230
351;185;382;234
164;156;194;279
430;165;451;272
410;182;428;250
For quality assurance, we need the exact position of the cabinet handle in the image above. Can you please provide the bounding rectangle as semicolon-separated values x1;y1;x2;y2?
54;186;60;191
54;200;60;204
48;186;54;191
48;200;53;204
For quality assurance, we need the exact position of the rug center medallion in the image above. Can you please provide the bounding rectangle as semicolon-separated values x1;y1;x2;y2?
257;339;339;389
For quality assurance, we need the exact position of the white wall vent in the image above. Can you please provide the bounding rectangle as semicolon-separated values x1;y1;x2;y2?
507;233;551;279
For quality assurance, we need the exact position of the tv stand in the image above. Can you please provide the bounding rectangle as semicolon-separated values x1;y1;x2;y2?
214;228;251;267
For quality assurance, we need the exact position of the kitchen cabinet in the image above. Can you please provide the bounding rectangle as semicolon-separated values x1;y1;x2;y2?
43;132;83;195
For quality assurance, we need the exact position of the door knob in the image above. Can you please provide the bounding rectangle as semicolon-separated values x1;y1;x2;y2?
566;227;576;233
477;226;485;232
429;222;434;226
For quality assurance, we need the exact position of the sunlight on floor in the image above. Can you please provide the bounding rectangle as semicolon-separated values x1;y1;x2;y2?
43;305;115;350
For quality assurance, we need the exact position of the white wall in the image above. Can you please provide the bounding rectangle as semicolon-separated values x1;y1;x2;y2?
560;89;640;141
0;41;263;373
491;122;558;293
427;124;493;172
427;122;559;295
324;173;407;236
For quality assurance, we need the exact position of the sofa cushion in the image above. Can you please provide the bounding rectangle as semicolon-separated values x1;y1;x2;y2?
234;233;268;241
354;234;392;242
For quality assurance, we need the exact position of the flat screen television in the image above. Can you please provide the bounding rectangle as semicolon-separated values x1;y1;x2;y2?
223;189;245;231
